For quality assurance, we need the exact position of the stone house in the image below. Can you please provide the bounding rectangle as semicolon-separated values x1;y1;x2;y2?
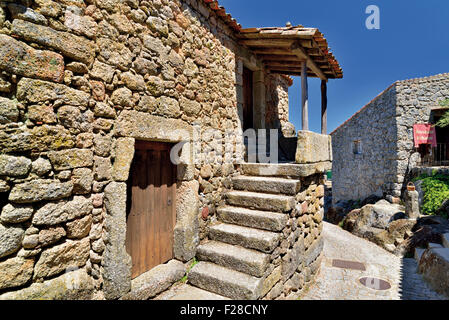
0;0;342;300
332;73;449;205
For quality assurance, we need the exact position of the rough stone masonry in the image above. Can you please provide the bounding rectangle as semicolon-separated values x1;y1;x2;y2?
0;0;325;300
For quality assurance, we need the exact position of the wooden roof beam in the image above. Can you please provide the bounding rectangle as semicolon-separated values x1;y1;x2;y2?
290;41;327;81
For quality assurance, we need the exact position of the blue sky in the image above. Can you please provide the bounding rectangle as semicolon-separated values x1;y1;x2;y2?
219;0;449;133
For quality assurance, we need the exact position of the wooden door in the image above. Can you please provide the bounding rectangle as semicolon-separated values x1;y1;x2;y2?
126;141;177;279
242;67;254;131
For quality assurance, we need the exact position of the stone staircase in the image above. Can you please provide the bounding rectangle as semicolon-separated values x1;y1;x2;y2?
188;163;301;300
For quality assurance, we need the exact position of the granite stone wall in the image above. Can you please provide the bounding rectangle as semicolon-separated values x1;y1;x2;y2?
0;0;292;299
332;73;449;204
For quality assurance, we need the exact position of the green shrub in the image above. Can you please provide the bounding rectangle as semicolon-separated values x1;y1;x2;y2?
413;174;449;217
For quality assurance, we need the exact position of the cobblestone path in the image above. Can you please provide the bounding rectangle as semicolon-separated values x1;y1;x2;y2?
302;222;446;300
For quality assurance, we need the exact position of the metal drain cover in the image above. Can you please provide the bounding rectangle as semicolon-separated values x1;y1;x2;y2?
332;259;366;271
359;277;391;290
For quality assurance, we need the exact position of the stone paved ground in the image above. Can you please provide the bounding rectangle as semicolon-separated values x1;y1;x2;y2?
302;222;447;300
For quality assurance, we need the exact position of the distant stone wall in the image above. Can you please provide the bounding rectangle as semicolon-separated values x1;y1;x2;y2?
0;0;291;299
331;85;398;203
332;73;449;204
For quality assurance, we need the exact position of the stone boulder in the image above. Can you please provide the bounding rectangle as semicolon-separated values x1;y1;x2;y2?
343;200;449;256
370;200;405;229
342;200;415;254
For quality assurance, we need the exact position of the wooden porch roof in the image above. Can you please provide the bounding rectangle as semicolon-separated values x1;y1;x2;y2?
237;26;343;80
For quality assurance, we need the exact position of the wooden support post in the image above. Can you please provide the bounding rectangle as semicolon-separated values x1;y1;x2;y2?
301;61;309;131
321;80;328;135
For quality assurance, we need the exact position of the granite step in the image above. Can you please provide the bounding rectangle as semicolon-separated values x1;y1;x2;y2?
217;206;288;232
442;233;449;248
232;175;300;195
188;262;263;300
197;241;270;277
209;223;280;253
226;191;295;213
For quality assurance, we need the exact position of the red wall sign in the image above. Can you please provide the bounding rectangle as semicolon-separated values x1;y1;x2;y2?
413;124;437;148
